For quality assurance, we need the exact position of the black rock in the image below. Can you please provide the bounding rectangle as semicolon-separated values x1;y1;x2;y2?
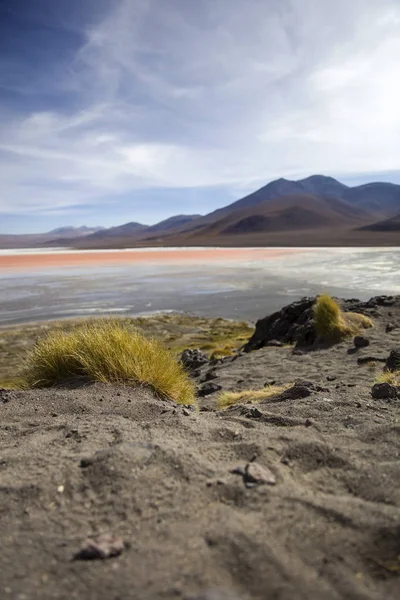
273;380;328;401
371;383;398;399
189;369;201;379
197;382;222;397
354;336;370;348
385;348;400;372
181;349;209;371
386;322;398;333
326;375;337;381
203;369;218;382
357;356;386;365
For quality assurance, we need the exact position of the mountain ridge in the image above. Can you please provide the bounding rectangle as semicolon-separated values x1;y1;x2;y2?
2;175;400;248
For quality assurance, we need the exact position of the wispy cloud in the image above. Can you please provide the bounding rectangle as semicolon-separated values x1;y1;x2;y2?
1;0;400;226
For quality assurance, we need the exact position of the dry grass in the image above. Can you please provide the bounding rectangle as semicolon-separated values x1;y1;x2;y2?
218;385;289;409
0;314;254;388
210;346;234;360
375;371;400;386
21;319;196;405
314;295;373;342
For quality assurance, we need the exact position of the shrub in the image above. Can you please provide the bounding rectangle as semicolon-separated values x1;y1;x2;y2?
314;295;373;342
218;385;289;409
21;319;196;405
375;370;400;386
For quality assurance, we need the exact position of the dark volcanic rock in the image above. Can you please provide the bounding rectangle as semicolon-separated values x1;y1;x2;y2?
243;297;316;351
270;380;328;402
386;322;398;333
371;383;399;400
385;348;400;372
354;336;370;348
181;349;209;371
74;534;125;560
197;382;222;397
243;295;400;352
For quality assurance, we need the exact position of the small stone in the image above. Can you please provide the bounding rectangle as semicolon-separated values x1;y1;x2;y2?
182;409;190;416
264;379;277;387
304;419;313;427
246;407;262;418
354;336;370;348
265;340;283;347
245;463;276;486
371;382;398;400
57;485;64;493
181;348;209;371
386;323;397;333
73;534;124;560
292;349;305;356
326;375;337;381
204;370;218;382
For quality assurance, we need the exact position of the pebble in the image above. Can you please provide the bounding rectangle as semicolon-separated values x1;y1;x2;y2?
73;534;125;560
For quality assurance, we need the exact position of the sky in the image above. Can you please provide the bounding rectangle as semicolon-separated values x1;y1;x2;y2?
1;0;400;234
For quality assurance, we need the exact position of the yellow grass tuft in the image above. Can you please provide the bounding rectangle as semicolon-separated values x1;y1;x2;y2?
218;385;289;409
210;346;234;360
375;370;400;386
314;295;373;342
21;319;196;405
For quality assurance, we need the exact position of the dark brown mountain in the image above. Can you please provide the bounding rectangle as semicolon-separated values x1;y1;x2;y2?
359;212;400;232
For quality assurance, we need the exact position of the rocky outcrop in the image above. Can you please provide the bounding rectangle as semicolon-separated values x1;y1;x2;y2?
242;297;316;351
243;295;400;352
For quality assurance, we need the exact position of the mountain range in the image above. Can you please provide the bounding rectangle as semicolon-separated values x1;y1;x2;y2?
1;175;400;248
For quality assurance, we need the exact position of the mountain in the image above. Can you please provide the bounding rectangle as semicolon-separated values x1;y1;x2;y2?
84;222;149;240
48;226;103;235
73;215;202;248
217;194;370;235
144;214;201;234
2;175;400;249
343;183;400;217
359;212;400;232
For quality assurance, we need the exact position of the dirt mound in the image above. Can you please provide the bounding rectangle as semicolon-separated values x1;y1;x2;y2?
1;376;400;600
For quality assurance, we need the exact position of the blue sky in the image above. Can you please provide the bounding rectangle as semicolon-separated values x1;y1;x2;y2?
1;0;400;233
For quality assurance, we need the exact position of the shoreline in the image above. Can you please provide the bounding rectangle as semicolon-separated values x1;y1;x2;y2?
0;247;305;270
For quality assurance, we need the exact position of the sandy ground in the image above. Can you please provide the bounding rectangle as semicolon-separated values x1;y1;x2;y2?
1;299;400;599
0;247;304;271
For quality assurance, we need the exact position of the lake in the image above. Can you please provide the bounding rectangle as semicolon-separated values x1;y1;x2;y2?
0;247;399;325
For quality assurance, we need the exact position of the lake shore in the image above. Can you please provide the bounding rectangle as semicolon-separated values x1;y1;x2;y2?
1;294;399;599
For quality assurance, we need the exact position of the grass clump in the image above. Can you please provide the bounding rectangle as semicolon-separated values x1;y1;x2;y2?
375;371;400;386
21;319;196;405
218;385;289;409
210;346;234;360
314;295;373;342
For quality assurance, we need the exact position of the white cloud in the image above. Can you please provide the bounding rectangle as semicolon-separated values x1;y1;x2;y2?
1;0;400;217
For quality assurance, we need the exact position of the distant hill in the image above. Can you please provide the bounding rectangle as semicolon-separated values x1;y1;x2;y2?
48;226;104;235
0;226;104;249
